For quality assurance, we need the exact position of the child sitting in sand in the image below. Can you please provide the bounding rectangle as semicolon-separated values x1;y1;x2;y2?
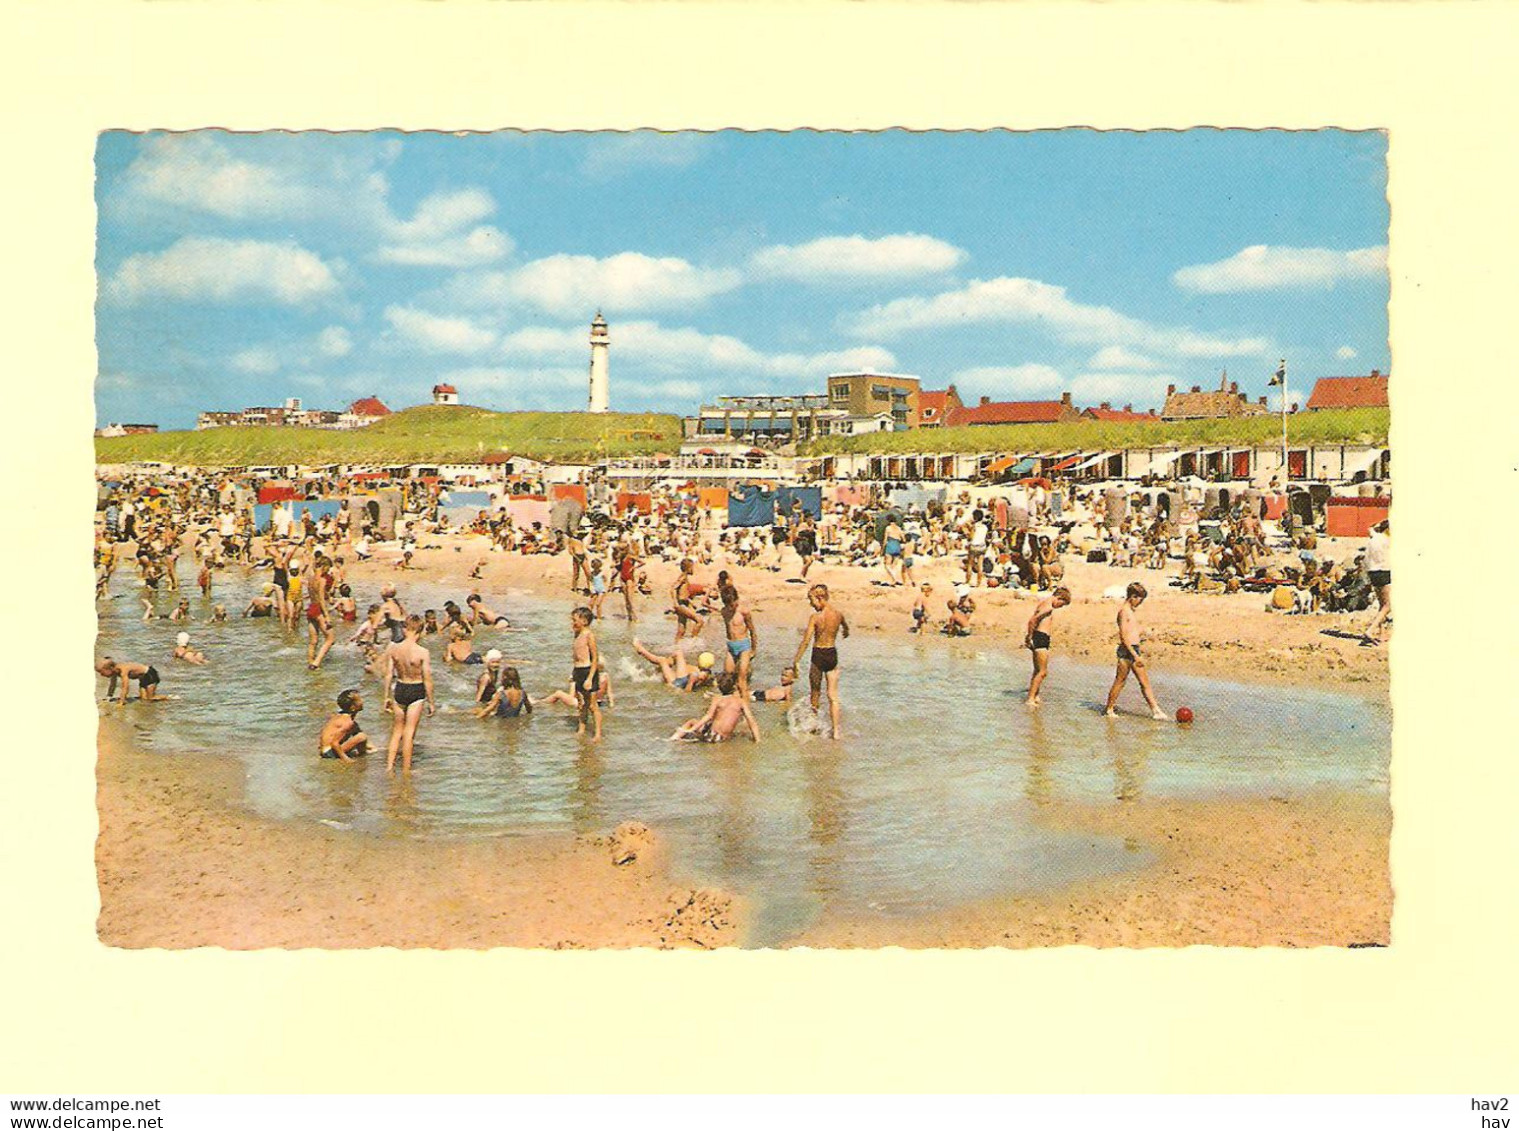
944;591;976;636
318;689;370;762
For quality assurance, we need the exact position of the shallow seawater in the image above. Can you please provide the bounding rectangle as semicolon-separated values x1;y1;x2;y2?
98;566;1390;946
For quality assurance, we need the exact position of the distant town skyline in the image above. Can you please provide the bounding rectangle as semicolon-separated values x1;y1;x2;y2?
95;130;1389;430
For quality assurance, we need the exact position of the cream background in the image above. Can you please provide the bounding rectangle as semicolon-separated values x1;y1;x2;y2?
1;0;1514;1093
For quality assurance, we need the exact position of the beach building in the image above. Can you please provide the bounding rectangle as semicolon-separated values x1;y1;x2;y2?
432;384;460;406
688;395;843;444
826;371;921;430
1160;376;1271;421
1303;371;1389;412
915;386;963;428
945;392;1082;427
820;412;897;436
335;395;391;430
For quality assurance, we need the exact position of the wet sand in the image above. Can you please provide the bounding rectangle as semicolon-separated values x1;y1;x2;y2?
96;529;1391;948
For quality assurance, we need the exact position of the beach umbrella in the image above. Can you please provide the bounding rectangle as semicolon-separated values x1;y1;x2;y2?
1016;476;1053;490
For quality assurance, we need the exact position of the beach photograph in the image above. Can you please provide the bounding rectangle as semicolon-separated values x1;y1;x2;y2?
93;128;1393;950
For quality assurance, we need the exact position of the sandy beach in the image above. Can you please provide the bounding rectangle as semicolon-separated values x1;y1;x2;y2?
97;531;1390;949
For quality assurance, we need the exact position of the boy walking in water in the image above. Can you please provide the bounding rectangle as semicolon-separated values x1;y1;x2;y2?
1024;586;1071;706
792;583;849;740
380;614;434;775
570;606;602;741
1104;582;1166;720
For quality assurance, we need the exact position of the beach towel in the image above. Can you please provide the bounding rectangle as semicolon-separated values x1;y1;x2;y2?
697;487;729;512
829;485;872;507
551;483;588;506
257;486;298;505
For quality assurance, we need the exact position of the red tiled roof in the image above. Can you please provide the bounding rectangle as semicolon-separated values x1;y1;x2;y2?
1082;406;1155;422
1305;375;1389;411
432;384;458;395
917;390;949;417
348;396;391;417
948;400;1071;426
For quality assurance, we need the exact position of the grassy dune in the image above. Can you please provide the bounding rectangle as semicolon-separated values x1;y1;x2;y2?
807;408;1389;456
95;406;684;466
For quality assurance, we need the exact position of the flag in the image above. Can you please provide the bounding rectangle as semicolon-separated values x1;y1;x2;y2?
1268;360;1286;387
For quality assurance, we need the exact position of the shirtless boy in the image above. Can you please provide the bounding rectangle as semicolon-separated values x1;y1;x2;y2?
792;583;849;740
380;614;435;775
719;583;758;698
670;672;761;743
570;606;602;740
96;657;161;703
466;593;509;628
1104;582;1166;720
752;666;797;704
318;689;370;763
1024;586;1071;706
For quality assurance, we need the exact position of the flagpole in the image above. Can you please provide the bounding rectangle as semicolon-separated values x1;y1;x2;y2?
1277;359;1289;494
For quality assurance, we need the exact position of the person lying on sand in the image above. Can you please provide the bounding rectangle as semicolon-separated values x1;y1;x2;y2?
318;689;370;763
670;672;761;743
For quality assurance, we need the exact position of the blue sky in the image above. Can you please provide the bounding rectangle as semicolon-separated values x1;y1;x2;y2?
94;130;1388;429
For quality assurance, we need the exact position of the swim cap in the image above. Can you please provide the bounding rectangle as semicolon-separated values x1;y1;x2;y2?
484;649;502;664
176;632;190;646
697;652;715;670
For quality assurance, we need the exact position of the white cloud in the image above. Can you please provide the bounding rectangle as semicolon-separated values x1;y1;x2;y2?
847;276;1268;359
1070;372;1178;408
505;253;742;317
384;305;497;354
750;234;967;283
1173;245;1388;293
316;326;353;358
231;347;281;375
118;134;318;219
500;319;896;382
375;188;514;268
582;132;709;177
949;364;1063;395
106;237;341;305
1087;345;1161;372
1335;345;1359;361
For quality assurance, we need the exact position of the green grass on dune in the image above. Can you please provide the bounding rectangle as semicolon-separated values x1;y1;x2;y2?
806;408;1389;457
95;406;684;467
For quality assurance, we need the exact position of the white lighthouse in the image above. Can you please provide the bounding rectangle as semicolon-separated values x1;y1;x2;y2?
587;311;610;413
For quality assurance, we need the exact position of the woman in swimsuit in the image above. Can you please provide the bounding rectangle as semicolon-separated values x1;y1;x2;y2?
474;666;533;720
381;614;435;775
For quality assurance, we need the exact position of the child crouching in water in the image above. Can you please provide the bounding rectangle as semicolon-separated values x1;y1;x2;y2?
319;689;370;763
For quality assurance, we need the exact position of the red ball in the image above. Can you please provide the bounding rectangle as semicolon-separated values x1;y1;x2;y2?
1175;707;1195;724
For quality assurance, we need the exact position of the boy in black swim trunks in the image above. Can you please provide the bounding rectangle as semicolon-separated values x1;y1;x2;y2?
95;657;161;703
318;689;370;763
792;583;849;740
1024;586;1071;707
1104;582;1166;720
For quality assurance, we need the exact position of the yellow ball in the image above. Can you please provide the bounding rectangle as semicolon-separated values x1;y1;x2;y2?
697;652;716;669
